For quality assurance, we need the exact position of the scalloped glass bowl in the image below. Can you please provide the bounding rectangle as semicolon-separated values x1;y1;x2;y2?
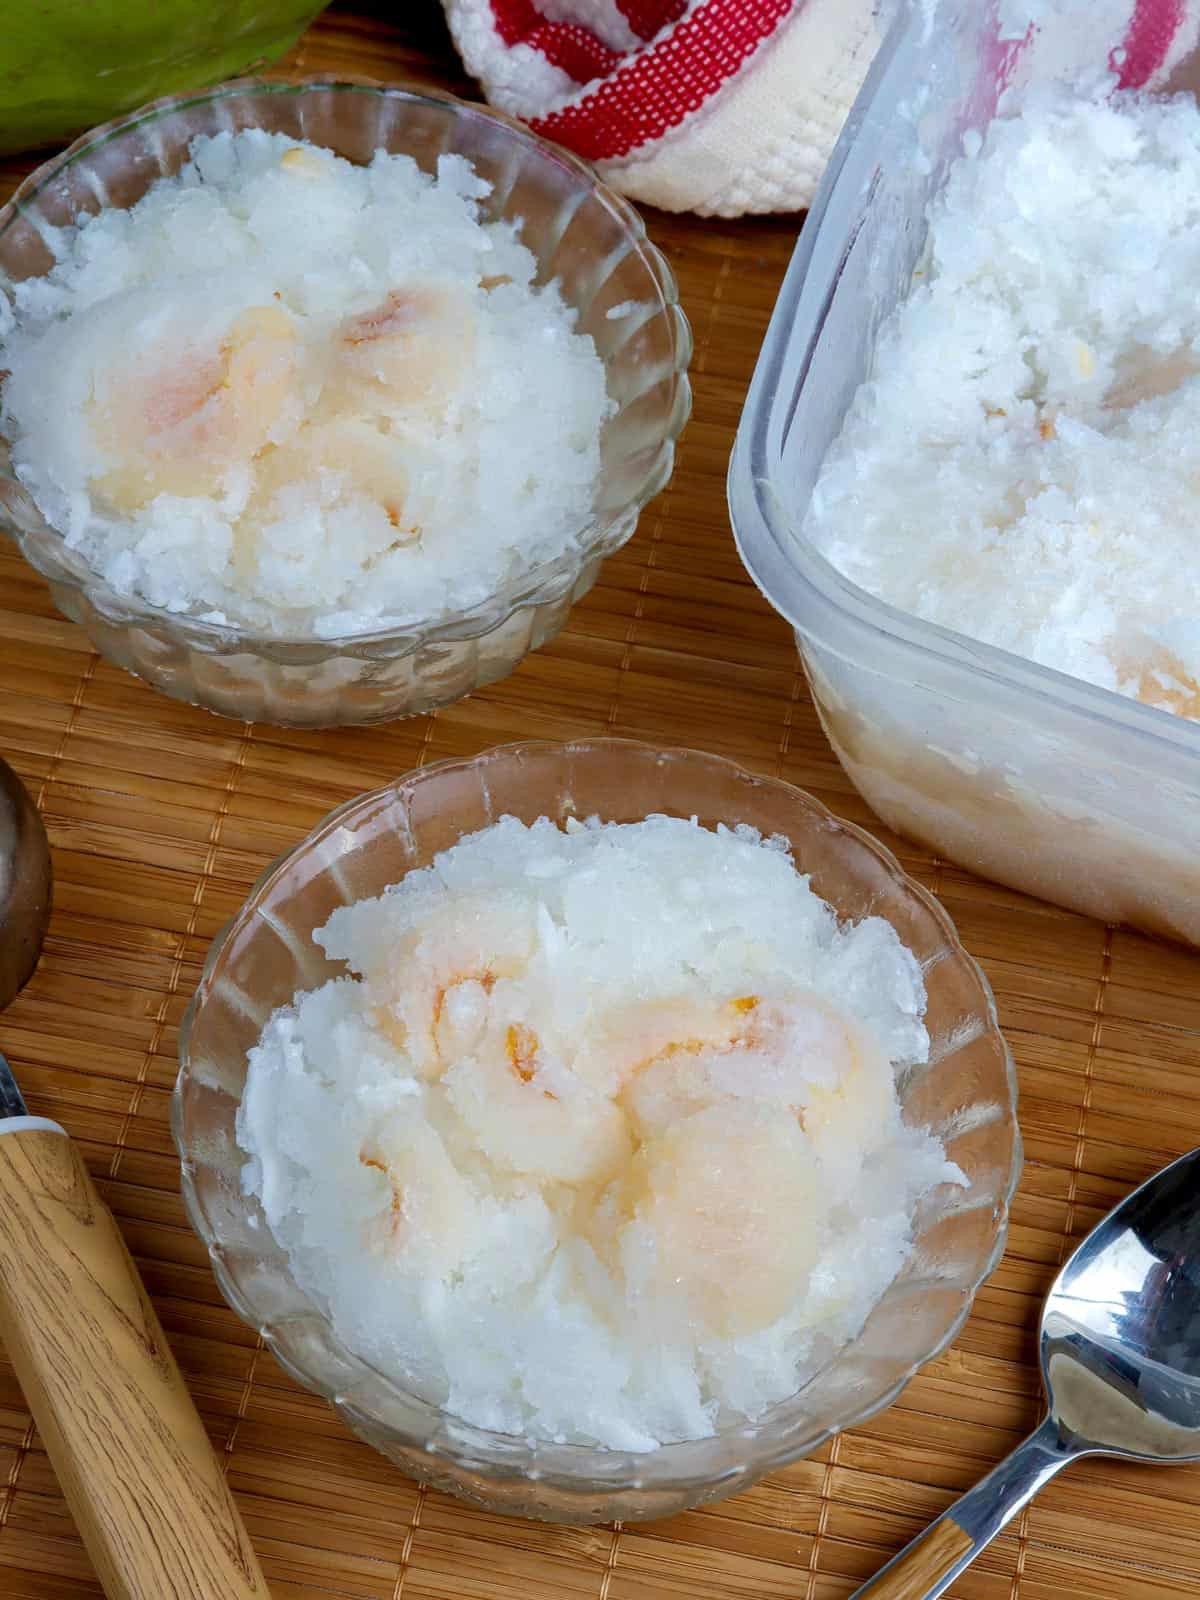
0;81;691;727
173;739;1020;1524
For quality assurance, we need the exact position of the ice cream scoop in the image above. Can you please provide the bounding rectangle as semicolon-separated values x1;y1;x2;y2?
0;756;269;1599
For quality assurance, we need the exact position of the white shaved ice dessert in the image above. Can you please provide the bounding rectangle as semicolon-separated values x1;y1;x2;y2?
237;814;962;1450
0;130;612;637
804;85;1200;722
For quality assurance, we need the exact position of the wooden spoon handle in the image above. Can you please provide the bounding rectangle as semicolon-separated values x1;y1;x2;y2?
853;1517;974;1599
850;1417;1071;1600
0;1121;268;1600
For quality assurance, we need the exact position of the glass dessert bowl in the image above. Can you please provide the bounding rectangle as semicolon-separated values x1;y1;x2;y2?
0;80;690;727
174;739;1020;1524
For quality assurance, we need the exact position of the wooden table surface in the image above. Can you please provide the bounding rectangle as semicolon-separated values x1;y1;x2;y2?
2;6;1200;1598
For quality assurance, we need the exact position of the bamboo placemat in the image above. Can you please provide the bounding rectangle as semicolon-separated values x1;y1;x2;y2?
2;6;1200;1596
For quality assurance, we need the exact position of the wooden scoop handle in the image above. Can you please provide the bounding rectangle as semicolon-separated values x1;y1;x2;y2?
0;1122;268;1599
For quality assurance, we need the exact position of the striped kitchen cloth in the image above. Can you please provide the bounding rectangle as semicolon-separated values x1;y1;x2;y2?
441;0;1200;217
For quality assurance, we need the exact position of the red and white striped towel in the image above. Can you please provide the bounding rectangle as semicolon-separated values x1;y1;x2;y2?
442;0;1200;218
443;0;879;216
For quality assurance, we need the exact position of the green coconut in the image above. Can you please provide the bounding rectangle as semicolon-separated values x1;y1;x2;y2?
2;0;326;157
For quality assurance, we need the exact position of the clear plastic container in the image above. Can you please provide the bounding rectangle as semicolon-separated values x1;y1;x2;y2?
729;0;1200;947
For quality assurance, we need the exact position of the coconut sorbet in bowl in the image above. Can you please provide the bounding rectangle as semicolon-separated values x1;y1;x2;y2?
238;812;960;1451
0;129;610;637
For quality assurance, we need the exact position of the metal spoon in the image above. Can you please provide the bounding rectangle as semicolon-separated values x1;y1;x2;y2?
852;1146;1200;1599
0;756;270;1599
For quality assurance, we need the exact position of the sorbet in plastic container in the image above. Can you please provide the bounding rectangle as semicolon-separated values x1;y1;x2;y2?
729;0;1200;945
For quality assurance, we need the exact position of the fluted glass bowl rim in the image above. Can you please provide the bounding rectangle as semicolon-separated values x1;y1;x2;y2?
0;78;692;660
173;738;1021;1491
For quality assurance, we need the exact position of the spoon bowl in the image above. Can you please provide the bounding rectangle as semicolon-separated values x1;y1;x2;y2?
854;1146;1200;1598
1044;1146;1200;1460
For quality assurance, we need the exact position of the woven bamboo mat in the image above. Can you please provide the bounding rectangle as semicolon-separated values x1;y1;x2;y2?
1;6;1199;1596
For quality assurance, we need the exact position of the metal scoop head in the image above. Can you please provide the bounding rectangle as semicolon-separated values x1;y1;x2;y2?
0;759;52;1114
